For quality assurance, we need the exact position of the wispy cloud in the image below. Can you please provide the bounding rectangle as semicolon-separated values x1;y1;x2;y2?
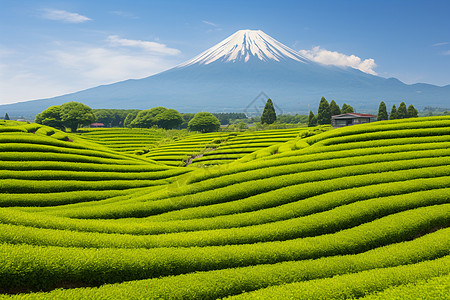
299;46;377;75
107;35;180;55
0;35;182;104
443;50;450;55
109;11;138;19
432;42;449;47
41;9;91;23
202;20;218;27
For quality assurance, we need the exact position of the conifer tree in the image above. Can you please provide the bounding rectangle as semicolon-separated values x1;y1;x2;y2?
377;101;388;121
390;104;397;120
4;113;10;120
397;102;407;119
317;97;331;125
308;111;317;127
341;103;354;113
261;98;277;124
329;100;341;116
407;104;418;118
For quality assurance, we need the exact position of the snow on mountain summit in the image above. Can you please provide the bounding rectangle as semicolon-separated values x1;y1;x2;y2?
178;29;310;67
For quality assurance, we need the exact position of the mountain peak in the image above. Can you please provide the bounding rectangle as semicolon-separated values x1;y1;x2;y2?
178;29;310;67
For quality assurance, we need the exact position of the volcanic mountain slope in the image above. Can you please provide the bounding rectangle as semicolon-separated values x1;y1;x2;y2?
1;30;449;118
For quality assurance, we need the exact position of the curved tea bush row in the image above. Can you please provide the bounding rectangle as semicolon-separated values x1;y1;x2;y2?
229;255;450;300
39;163;450;219
359;273;450;300
191;141;450;183
1;188;448;249
1;228;448;298
0;116;448;297
0;206;448;293
1;176;447;234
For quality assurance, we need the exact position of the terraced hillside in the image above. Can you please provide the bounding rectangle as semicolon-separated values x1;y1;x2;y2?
0;116;449;299
144;127;317;167
76;128;185;155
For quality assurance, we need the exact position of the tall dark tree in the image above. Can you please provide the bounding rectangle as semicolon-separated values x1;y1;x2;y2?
377;101;389;121
308;111;317;127
261;98;277;124
4;113;10;120
317;97;331;125
407;104;418;118
390;104;398;120
329;100;341;116
341;103;354;113
397;102;407;119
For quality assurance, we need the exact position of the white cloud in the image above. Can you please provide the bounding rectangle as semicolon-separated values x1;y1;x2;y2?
299;46;377;75
443;50;450;55
0;36;182;104
433;42;449;47
49;46;177;82
107;35;180;55
108;11;138;19
41;9;91;23
202;20;218;27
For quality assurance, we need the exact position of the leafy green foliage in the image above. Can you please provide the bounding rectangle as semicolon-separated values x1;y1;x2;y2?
317;97;331;125
390;104;398;119
308;111;317;127
329;100;341;116
261;98;277;124
377;101;388;121
188;112;221;132
397;101;408;119
35;105;64;130
341;103;354;113
0;116;449;297
407;104;418;118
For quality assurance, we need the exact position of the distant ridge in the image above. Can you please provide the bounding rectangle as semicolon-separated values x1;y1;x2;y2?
1;29;449;119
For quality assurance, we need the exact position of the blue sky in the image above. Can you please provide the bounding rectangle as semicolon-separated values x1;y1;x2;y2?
1;0;449;104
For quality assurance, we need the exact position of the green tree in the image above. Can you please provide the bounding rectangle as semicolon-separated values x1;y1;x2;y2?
35;105;64;130
308;111;317;127
329;100;341;116
407;104;418;118
390;104;398;120
377;101;389;121
261;98;277;124
60;102;96;132
4;113;10;120
341;103;354;113
188;112;221;133
124;110;140;127
317;97;331;125
397;102;407;119
155;109;183;129
130;107;168;128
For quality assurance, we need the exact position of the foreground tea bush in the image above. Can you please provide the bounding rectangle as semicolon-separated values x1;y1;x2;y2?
0;116;448;298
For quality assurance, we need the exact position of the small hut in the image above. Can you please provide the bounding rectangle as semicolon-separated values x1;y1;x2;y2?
332;113;376;127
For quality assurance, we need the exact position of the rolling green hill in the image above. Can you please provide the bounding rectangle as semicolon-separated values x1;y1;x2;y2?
0;116;449;299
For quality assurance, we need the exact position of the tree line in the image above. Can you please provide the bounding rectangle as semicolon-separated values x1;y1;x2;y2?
35;102;222;133
308;97;355;127
307;97;418;127
377;101;418;120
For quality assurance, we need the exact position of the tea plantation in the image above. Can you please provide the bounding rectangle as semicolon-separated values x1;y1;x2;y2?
0;116;449;299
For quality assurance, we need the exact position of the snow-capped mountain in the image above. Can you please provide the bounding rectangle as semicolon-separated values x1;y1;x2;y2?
178;29;309;66
1;30;449;118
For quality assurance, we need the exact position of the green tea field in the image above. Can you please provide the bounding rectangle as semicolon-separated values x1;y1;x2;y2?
0;116;449;299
